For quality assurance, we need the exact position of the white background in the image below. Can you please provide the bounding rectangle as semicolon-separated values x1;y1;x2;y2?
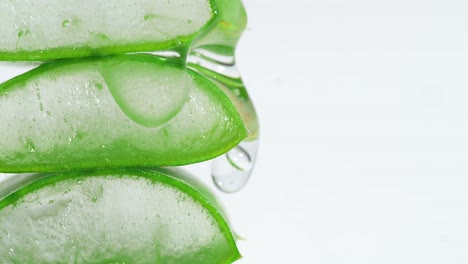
223;0;468;263
2;0;468;263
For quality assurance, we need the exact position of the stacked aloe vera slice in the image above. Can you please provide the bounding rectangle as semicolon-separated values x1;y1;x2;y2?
0;0;258;263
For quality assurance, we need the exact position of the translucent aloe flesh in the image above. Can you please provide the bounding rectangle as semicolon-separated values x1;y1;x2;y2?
193;0;248;56
189;0;258;140
0;0;216;60
188;58;259;141
0;168;241;263
0;54;247;172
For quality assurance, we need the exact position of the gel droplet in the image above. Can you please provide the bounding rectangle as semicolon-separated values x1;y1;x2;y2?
62;20;70;28
226;146;252;171
211;140;259;193
25;139;36;153
99;58;191;128
88;32;111;48
189;46;260;192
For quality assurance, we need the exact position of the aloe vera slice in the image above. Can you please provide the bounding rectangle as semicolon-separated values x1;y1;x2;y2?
0;168;241;263
0;54;246;172
192;0;247;57
0;0;218;61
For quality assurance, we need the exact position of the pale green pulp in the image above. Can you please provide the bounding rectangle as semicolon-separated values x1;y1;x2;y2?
0;168;240;263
